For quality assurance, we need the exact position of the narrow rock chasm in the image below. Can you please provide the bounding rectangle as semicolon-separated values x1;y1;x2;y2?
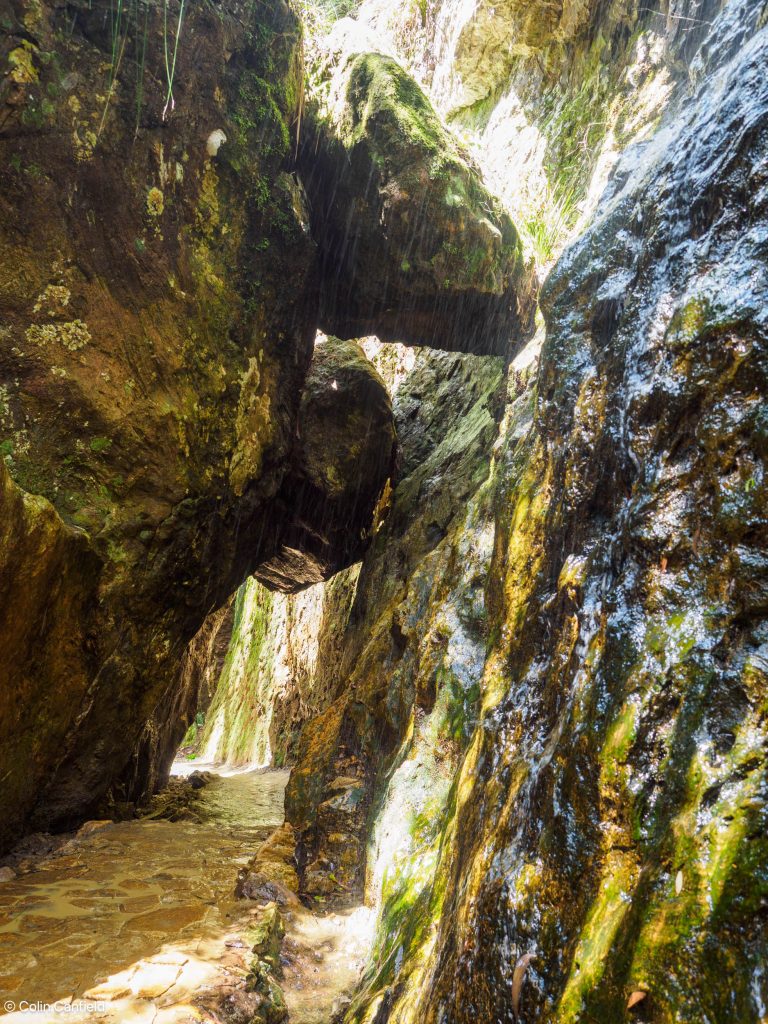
1;0;767;1022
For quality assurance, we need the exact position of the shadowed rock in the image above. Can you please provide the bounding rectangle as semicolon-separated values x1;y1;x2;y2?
254;337;396;593
0;0;315;846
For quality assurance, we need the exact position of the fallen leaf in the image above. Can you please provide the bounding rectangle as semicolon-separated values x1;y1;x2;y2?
675;870;683;895
627;990;647;1010
511;952;535;1020
660;556;668;572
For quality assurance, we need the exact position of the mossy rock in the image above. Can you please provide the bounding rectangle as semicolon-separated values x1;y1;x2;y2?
299;46;535;355
0;0;316;844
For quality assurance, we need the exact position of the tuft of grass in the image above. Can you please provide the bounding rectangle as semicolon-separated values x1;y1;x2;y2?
519;183;579;271
162;0;186;120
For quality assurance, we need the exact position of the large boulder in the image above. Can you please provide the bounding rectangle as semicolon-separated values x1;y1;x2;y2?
299;34;536;355
254;337;396;592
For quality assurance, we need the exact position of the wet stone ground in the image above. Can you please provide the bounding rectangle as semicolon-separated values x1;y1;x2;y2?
0;768;371;1023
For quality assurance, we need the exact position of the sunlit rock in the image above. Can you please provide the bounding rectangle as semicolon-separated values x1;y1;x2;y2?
335;1;768;1021
275;348;505;906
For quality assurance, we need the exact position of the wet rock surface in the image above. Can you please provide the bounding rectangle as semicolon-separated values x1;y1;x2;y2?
328;2;768;1023
0;769;288;1012
194;565;363;770
0;0;490;849
299;37;536;355
116;601;236;807
2;0;768;1020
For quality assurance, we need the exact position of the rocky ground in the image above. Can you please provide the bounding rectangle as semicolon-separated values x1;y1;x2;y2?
0;769;372;1024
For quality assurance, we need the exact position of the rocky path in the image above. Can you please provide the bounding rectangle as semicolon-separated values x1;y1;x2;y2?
0;768;371;1023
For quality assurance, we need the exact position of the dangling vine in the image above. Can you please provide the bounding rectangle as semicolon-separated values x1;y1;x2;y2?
162;0;187;120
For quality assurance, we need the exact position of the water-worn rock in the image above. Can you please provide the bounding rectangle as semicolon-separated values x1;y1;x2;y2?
249;902;286;973
335;2;768;1022
0;0;315;847
241;823;301;896
197;561;362;768
0;459;101;847
0;0;397;849
255;337;396;592
115;601;235;805
299;35;536;355
245;959;289;1024
0;0;533;851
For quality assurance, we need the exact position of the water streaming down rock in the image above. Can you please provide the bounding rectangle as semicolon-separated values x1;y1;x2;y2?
330;2;767;1022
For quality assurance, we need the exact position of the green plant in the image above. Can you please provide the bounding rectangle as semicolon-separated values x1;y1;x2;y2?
289;0;362;40
134;0;150;134
519;182;579;269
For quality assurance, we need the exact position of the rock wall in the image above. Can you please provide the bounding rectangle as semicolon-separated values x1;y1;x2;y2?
1;0;529;847
408;3;768;1017
299;31;536;353
115;600;235;806
3;0;766;1015
262;1;768;1021
281;344;507;900
0;0;316;846
253;336;396;592
197;565;360;769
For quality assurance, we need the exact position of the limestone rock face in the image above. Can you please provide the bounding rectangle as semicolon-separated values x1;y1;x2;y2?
280;347;506;902
299;44;536;355
0;0;315;846
330;2;768;1022
0;0;539;847
254;337;396;592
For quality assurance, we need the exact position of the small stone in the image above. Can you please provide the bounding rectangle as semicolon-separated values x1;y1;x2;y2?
206;128;227;156
76;820;113;837
248;902;285;972
0;865;16;882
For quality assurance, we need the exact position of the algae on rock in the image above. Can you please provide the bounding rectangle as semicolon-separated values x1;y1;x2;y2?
321;1;768;1021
